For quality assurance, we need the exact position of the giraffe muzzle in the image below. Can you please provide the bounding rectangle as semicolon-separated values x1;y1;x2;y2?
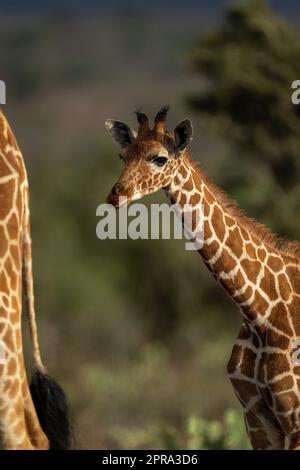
107;182;131;207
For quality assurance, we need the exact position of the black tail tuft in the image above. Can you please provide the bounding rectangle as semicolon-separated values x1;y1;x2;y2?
30;370;73;450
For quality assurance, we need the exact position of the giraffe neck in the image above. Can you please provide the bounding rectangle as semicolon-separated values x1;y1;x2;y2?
0;111;48;449
165;152;296;330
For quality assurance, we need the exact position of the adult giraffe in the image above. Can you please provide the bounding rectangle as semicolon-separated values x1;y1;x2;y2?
0;110;71;450
105;106;300;450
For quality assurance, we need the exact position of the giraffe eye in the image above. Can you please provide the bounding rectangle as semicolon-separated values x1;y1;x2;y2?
152;156;168;167
119;153;125;161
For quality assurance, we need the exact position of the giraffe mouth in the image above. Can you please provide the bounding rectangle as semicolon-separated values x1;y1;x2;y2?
106;192;132;208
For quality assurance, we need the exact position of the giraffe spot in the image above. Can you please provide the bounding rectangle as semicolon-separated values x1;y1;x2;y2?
214;248;236;274
278;273;292;301
180;165;188;178
7;212;19;240
219;277;236;297
10;309;19;325
239;323;251;340
234;269;246;291
267;329;290;350
245;411;262;428
189;192;200;206
268;302;294;336
286;266;300;295
267;255;284;273
0;225;8;258
289;297;300;336
0;178;16;220
180;193;187;206
3;324;14;351
203;203;210;217
225;215;235;227
240;259;261;284
275;391;299;413
201;239;219;261
170;190;179;204
190;208;202;232
245;242;257;259
0;271;9;293
7;357;17;376
269;375;294;393
9;378;20;399
227;344;242;374
226;227;243;258
229;378;258;404
249;430;271;449
293;366;300;376
259;266;277;301
257;248;267;262
240;347;256;378
211;205;226;242
174;175;181;186
243;290;269;318
266;352;290;381
15;399;23;416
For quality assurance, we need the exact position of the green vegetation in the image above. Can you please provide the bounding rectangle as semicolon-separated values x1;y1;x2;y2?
188;0;300;238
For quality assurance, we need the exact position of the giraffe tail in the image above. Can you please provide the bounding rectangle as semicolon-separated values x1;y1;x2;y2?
30;371;73;449
22;187;73;449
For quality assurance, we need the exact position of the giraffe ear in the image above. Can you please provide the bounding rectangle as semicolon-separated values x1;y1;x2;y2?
105;119;137;149
174;119;193;157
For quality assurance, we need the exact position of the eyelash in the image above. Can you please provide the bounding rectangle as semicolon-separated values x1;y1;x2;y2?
119;154;125;161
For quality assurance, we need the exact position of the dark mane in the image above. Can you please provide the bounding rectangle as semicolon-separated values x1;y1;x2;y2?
188;156;300;261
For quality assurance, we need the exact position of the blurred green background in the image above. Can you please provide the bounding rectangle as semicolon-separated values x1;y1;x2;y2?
1;0;300;449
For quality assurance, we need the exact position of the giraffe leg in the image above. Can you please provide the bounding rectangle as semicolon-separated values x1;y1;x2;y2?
289;431;300;450
244;406;285;450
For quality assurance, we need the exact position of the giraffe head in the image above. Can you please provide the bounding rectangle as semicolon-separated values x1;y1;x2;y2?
105;106;193;207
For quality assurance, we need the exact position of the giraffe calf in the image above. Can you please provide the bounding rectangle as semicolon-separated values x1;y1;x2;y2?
105;106;300;450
